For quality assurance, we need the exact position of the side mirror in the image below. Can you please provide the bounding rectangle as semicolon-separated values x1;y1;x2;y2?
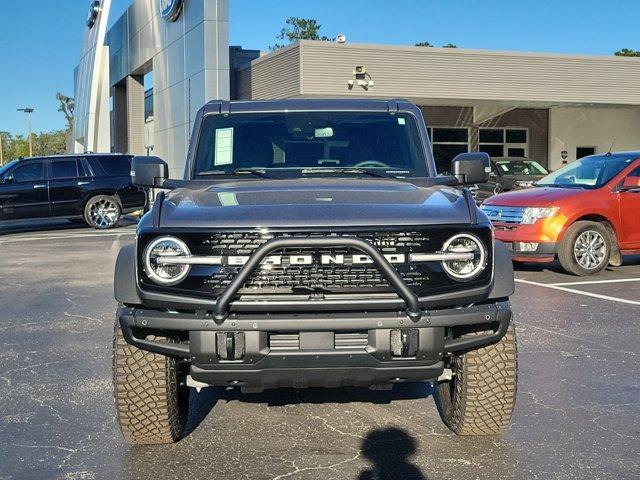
451;152;491;185
3;173;14;184
621;176;640;191
131;156;169;188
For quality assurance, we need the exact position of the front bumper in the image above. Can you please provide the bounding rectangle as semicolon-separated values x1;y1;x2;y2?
492;215;566;262
502;241;557;262
118;300;511;389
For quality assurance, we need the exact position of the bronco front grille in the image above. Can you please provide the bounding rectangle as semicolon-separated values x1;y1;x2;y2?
137;227;493;299
206;231;428;253
206;232;431;292
210;263;429;291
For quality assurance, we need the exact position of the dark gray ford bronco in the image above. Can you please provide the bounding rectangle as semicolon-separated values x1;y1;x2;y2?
113;99;517;444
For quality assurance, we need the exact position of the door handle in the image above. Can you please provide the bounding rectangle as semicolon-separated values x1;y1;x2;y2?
33;184;47;189
77;181;90;186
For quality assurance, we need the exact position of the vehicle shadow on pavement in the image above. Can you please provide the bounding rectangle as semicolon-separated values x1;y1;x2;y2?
0;218;84;235
182;387;224;438
183;382;437;439
358;427;428;480
0;215;139;235
181;385;431;478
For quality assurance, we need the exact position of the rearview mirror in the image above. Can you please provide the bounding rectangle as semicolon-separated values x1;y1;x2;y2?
451;152;491;185
131;156;169;188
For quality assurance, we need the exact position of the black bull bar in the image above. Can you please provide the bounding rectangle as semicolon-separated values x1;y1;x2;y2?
212;236;422;322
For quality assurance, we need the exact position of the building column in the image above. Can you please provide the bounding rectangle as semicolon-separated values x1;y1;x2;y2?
125;75;145;156
111;75;145;155
112;80;128;153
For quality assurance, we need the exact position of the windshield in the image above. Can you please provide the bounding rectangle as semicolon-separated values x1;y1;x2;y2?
537;155;636;189
193;111;429;178
0;160;18;177
495;160;548;176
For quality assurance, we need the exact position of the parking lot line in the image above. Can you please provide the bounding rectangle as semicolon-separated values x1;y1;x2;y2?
515;278;640;306
550;278;640;286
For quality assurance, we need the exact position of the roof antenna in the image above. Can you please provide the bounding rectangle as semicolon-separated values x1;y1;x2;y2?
606;138;616;156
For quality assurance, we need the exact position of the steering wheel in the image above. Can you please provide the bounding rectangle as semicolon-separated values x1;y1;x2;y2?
354;160;390;169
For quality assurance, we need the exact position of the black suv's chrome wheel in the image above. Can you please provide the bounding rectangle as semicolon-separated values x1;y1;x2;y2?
84;195;121;229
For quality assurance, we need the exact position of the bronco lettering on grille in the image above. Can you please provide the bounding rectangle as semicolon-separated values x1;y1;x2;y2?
225;254;407;267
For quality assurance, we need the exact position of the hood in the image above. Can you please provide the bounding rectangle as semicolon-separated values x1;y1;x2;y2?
157;178;472;228
484;186;584;207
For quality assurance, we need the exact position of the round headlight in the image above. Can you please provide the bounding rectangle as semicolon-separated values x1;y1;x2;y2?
143;236;191;285
441;233;487;281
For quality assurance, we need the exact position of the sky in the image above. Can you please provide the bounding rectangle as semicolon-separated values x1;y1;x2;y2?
1;0;639;136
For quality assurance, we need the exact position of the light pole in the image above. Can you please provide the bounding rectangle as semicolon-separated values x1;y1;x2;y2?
0;132;4;165
17;107;34;157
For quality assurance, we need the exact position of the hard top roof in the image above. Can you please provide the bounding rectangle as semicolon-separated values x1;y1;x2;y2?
201;98;419;115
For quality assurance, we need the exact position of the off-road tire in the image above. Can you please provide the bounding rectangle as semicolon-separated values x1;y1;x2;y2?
113;320;188;445
436;321;517;435
84;194;121;229
558;221;611;276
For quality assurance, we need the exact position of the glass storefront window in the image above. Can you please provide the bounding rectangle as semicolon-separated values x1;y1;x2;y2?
479;129;503;143
480;144;504;157
506;129;527;143
428;128;469;175
479;128;528;159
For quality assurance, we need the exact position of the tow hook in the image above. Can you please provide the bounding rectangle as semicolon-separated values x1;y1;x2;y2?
390;329;419;358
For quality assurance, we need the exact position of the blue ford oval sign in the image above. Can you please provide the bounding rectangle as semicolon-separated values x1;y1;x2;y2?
159;0;184;22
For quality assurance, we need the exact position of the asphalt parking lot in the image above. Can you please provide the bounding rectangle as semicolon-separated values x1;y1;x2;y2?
0;223;638;480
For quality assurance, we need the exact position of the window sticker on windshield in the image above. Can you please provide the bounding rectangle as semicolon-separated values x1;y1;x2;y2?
273;138;285;164
500;164;509;172
397;118;406;125
217;192;238;206
214;128;234;166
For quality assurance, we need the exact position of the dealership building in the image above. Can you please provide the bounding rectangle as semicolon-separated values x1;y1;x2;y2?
74;0;640;177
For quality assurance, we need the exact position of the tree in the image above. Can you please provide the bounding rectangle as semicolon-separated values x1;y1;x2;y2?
56;92;75;132
0;130;66;163
415;42;459;48
614;48;640;57
271;17;331;50
0;131;8;165
32;130;67;156
4;134;29;161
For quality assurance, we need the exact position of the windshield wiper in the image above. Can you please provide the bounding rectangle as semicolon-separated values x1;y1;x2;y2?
301;167;389;178
540;183;582;189
198;168;271;179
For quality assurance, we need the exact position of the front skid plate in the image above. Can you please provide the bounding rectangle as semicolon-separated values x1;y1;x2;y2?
189;362;445;389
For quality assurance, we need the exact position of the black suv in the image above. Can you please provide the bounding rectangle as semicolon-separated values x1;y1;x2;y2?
113;99;517;444
0;154;146;228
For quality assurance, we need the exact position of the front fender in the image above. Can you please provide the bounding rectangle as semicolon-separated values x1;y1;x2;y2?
557;210;619;243
488;240;515;299
114;244;142;306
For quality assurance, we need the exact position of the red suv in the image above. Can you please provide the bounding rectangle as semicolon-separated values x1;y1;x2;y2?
481;152;640;275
